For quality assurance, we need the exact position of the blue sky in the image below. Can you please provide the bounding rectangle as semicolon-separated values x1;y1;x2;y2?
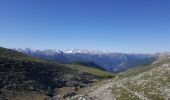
0;0;170;53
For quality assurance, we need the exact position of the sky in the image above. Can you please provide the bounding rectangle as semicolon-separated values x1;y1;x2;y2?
0;0;170;53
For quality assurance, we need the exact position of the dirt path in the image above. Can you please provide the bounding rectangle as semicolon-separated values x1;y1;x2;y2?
73;80;117;100
86;82;115;100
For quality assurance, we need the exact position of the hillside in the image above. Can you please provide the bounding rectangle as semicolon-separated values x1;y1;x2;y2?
0;47;113;100
111;57;170;99
70;61;106;71
66;64;113;78
74;56;170;100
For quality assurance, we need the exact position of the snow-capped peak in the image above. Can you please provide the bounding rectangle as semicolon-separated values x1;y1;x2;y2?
64;48;109;54
14;48;38;53
15;48;112;55
43;49;63;55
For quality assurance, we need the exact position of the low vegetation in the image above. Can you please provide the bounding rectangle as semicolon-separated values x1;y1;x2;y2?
0;47;114;100
112;57;170;99
66;64;114;78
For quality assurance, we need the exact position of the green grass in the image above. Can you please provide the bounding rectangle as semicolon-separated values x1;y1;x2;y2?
65;64;114;78
118;65;153;77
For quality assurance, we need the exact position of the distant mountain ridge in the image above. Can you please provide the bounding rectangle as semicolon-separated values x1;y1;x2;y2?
15;48;157;72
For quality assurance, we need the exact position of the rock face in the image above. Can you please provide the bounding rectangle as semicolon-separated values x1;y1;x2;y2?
15;48;157;72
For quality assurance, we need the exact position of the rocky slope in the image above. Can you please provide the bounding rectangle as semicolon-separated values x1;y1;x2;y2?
111;56;170;99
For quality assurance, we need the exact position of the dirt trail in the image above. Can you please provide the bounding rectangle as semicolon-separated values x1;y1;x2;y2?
73;80;117;100
86;82;115;100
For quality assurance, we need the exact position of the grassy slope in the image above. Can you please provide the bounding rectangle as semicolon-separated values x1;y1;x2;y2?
119;57;170;77
112;57;170;100
71;62;106;71
118;64;154;77
66;64;114;78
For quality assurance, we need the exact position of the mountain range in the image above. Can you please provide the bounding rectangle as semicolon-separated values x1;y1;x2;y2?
15;48;157;72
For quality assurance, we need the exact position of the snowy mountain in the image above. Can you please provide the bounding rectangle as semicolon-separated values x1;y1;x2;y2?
64;48;109;54
15;48;157;72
